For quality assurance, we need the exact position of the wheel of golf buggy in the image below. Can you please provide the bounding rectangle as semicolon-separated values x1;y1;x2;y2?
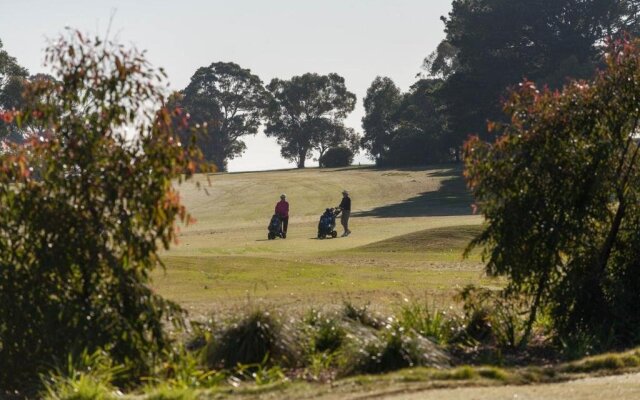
331;231;338;238
268;232;276;240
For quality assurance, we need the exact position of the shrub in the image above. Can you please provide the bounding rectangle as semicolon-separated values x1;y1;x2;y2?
0;30;201;389
204;310;298;370
464;38;640;348
319;146;354;168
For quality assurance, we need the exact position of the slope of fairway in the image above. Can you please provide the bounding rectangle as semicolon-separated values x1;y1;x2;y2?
156;165;487;314
356;225;483;253
168;165;477;256
177;165;472;228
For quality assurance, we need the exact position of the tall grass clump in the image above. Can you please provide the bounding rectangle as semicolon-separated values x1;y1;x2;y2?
457;286;531;349
304;309;347;353
343;317;451;375
40;350;125;400
342;302;382;329
147;346;225;390
203;309;298;370
397;301;462;345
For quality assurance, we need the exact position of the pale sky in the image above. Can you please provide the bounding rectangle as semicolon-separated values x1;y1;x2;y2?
0;0;453;172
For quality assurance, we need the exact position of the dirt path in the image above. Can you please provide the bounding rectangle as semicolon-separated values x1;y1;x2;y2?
387;373;640;400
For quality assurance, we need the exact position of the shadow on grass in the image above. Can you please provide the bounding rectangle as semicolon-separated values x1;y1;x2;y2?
353;167;474;218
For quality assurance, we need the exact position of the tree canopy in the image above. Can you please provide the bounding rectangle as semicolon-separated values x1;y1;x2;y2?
361;77;449;166
0;39;28;140
264;73;356;168
174;62;269;171
426;0;638;149
465;38;640;348
361;76;403;163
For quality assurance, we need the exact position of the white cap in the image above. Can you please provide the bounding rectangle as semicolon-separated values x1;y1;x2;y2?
342;190;349;195
280;193;286;198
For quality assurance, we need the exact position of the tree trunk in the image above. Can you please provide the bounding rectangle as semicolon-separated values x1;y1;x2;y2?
297;148;307;168
214;155;228;172
597;197;626;274
318;148;326;168
583;140;640;326
519;269;548;348
595;140;640;275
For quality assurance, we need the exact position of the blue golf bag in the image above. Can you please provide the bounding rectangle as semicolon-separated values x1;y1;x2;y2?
317;208;340;239
268;214;284;240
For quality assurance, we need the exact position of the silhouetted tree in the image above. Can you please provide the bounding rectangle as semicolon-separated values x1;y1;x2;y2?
361;77;449;166
175;62;269;171
426;0;634;147
264;73;356;168
361;76;402;163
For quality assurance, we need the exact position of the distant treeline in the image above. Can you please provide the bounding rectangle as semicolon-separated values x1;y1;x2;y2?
1;0;639;169
364;0;639;167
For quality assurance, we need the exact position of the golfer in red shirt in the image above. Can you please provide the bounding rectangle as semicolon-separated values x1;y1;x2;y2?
275;194;289;238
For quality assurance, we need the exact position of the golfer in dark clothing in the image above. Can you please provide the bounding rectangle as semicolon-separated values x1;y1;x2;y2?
338;190;351;237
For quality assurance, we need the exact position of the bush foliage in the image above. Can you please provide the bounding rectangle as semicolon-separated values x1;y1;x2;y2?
465;38;640;347
0;31;200;389
319;146;354;168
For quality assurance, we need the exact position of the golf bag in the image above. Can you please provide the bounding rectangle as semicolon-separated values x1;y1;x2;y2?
317;208;340;239
268;214;285;240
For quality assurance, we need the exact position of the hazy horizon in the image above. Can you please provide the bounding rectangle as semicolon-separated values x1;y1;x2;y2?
0;0;453;172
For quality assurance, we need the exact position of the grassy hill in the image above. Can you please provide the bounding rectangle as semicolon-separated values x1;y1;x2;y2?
154;165;488;315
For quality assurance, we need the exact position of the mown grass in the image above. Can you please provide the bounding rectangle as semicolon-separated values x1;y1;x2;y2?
356;225;483;254
152;166;488;316
153;253;492;314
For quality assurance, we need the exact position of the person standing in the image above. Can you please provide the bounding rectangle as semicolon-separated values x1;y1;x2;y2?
275;193;289;238
338;190;351;237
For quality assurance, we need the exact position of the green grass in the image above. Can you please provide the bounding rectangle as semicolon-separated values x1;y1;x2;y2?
153;254;492;314
356;225;483;253
562;349;640;373
155;165;486;315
